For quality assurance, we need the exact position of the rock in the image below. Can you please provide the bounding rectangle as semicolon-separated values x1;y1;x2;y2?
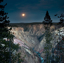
8;23;64;63
19;47;40;63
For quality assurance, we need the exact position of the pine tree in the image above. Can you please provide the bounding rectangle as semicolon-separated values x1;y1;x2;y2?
0;0;22;63
43;11;53;63
54;13;64;26
59;13;64;24
54;13;64;63
43;11;52;25
44;26;52;63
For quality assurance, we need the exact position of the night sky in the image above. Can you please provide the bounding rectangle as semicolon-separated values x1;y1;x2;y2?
1;0;64;23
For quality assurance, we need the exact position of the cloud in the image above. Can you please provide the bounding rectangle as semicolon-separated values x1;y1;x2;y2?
16;0;58;11
34;0;55;9
18;7;23;10
63;6;64;8
15;3;21;6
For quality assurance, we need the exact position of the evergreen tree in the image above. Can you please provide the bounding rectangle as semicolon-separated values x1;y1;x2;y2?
54;13;64;63
0;0;23;63
59;13;64;24
43;11;52;25
43;11;53;63
44;27;52;63
54;13;64;26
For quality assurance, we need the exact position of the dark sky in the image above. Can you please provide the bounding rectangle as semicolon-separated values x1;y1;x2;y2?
1;0;64;23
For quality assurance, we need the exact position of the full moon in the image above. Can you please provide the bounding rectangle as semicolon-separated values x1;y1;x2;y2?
22;13;25;17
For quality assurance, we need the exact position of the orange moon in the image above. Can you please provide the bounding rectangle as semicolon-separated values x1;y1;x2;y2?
22;13;25;17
